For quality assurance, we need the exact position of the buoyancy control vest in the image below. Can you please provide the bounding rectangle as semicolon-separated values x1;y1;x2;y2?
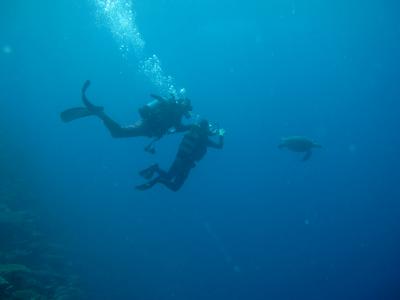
177;126;208;162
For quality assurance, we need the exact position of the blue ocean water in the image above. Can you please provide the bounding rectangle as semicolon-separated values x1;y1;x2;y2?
1;0;400;299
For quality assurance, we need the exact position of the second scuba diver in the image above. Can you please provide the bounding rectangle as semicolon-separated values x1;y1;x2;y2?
136;119;225;192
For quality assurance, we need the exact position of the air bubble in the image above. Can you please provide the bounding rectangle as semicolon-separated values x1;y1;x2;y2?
93;0;185;96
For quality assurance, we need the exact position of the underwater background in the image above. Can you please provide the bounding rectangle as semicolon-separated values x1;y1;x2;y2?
1;0;400;299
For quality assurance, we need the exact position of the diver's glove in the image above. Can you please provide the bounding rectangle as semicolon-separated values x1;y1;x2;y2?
218;128;226;136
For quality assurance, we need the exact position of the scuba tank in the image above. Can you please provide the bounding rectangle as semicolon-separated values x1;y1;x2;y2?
138;93;170;120
138;99;161;120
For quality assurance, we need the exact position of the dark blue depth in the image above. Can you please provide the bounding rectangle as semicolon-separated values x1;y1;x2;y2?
1;0;400;299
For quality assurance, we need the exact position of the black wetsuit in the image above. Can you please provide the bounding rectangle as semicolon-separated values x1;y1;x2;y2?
137;125;224;191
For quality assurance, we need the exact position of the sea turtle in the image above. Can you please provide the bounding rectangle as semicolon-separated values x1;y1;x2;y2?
279;136;321;161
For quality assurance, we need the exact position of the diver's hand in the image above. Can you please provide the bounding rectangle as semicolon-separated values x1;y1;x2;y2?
218;128;226;136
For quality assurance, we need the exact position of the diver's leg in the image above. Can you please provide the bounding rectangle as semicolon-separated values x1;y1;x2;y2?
136;162;178;191
97;114;147;138
141;160;177;179
161;159;184;179
154;166;170;178
154;178;177;191
136;159;189;191
137;166;189;192
139;164;160;180
136;176;161;191
157;172;188;192
82;80;151;137
136;164;170;190
172;167;191;191
137;176;181;192
157;164;191;192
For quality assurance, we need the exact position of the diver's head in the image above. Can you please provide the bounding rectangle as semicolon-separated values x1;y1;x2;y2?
198;119;210;134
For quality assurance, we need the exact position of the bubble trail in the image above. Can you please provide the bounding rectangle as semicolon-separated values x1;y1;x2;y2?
93;0;185;97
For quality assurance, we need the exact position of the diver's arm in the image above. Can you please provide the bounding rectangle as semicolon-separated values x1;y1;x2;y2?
207;135;224;149
207;128;225;149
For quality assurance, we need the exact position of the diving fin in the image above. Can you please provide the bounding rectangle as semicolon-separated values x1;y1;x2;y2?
136;182;154;191
302;150;312;161
60;107;99;123
81;80;103;112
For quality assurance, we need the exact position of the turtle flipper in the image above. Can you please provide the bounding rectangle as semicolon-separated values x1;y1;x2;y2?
302;150;312;161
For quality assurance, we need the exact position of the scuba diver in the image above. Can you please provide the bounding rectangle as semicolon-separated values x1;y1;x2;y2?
60;80;193;153
136;119;225;192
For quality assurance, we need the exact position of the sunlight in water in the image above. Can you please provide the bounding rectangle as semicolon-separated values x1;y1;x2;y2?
93;0;185;97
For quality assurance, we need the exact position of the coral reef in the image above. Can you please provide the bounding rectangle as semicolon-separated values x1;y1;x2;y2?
0;185;83;299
